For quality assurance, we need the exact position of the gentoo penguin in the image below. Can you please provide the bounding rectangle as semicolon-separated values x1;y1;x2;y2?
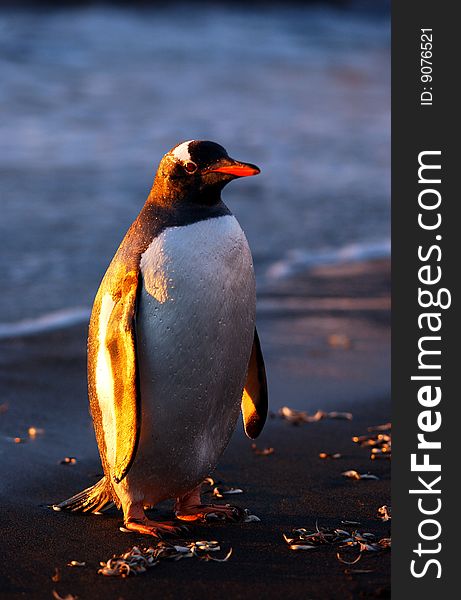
55;140;268;536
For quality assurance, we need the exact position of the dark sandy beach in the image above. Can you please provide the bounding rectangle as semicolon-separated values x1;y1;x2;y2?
0;259;390;600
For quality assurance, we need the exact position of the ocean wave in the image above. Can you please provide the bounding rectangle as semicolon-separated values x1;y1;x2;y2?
266;239;391;280
0;239;391;340
0;307;90;340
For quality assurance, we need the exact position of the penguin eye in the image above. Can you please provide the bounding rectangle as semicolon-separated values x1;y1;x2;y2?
184;161;197;174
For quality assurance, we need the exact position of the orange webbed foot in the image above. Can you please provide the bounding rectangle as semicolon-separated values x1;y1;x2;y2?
123;517;186;538
175;503;245;522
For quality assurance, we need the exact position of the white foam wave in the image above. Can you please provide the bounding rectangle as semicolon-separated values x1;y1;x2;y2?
266;239;391;280
0;307;90;340
0;240;390;339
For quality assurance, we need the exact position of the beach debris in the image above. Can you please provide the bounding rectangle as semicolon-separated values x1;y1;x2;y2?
352;434;391;447
251;443;274;456
352;423;392;460
289;543;318;551
328;411;353;420
28;426;45;439
67;561;86;567
279;406;319;424
370;449;391;460
283;524;390;554
336;551;363;565
243;510;261;523
51;568;61;582
98;541;232;577
319;452;342;459
336;532;391;565
352;429;392;460
5;436;26;443
283;525;355;550
52;591;77;600
201;478;258;521
367;422;391;432
328;334;351;349
279;407;352;425
60;457;77;465
377;505;391;522
283;522;391;571
202;477;242;498
344;568;375;575
342;470;380;481
283;527;333;550
5;426;44;442
213;486;243;499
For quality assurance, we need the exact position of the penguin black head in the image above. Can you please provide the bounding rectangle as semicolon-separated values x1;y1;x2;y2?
152;140;260;206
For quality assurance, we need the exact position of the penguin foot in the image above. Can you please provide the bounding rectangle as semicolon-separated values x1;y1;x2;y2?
123;517;185;538
175;504;245;523
175;484;245;522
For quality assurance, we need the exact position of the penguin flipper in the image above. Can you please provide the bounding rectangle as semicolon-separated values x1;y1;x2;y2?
101;269;141;484
241;328;268;439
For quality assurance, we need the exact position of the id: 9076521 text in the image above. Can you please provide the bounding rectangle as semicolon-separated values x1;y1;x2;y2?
420;29;433;106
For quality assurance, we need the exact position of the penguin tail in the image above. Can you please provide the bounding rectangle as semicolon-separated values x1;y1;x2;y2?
52;477;115;514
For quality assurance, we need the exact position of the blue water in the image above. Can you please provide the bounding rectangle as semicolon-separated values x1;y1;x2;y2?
0;5;390;323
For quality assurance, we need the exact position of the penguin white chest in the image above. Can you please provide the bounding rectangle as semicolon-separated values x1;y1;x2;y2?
131;215;256;498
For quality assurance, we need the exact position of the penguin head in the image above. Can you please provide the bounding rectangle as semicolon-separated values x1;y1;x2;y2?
152;140;260;205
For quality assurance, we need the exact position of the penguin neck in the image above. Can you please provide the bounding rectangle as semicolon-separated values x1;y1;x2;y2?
148;175;224;208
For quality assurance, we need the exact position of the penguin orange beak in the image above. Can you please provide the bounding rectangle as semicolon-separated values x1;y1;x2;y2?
208;160;260;177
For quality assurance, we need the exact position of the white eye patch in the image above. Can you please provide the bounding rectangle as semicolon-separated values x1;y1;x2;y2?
171;140;195;162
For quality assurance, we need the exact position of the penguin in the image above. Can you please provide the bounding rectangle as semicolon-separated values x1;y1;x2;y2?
55;140;268;537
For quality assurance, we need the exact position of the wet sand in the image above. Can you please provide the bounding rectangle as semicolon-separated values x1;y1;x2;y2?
0;259;390;600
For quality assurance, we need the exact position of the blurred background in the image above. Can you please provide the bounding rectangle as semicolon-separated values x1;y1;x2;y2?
1;1;389;320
